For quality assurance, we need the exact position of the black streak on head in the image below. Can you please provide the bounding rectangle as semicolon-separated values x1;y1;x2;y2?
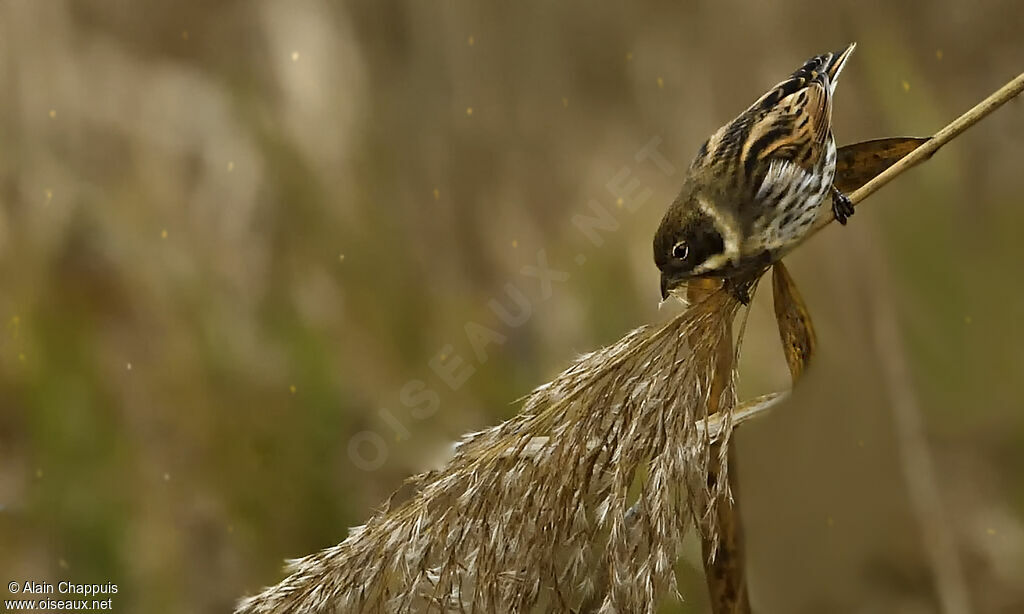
654;202;726;297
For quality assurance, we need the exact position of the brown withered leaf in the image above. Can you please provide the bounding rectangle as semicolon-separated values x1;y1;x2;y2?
834;137;930;194
772;262;816;384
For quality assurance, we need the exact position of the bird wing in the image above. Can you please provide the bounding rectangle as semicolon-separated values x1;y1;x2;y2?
741;81;830;174
742;43;857;170
696;45;855;182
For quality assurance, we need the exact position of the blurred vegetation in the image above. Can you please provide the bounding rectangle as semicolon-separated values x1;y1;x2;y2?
1;1;1023;612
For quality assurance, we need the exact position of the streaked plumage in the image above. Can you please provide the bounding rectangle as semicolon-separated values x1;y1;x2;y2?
655;44;857;302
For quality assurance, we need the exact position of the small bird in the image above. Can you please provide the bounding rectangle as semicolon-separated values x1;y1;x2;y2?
654;44;857;303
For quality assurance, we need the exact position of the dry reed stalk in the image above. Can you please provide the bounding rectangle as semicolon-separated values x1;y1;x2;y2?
812;72;1024;231
688;278;749;614
237;73;1024;614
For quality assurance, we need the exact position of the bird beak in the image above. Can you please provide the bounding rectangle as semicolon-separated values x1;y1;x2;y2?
661;271;687;300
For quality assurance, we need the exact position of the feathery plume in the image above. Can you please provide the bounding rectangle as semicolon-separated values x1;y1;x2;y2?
237;289;742;614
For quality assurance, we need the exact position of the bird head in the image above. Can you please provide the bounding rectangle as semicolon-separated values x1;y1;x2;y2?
653;183;727;300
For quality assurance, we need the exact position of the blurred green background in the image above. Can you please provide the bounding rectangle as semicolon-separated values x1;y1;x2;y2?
1;1;1023;612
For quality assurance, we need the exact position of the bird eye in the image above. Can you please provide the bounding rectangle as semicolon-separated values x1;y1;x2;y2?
672;241;688;260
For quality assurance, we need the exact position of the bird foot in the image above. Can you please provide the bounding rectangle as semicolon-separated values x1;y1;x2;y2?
724;276;757;305
831;186;855;225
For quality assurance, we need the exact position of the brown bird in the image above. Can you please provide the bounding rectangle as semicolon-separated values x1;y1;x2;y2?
654;43;857;303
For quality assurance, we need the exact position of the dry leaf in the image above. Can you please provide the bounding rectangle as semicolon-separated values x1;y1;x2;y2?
772;262;816;384
834;137;929;194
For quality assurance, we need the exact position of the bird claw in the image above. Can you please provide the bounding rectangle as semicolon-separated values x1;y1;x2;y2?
831;186;855;225
724;276;755;305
